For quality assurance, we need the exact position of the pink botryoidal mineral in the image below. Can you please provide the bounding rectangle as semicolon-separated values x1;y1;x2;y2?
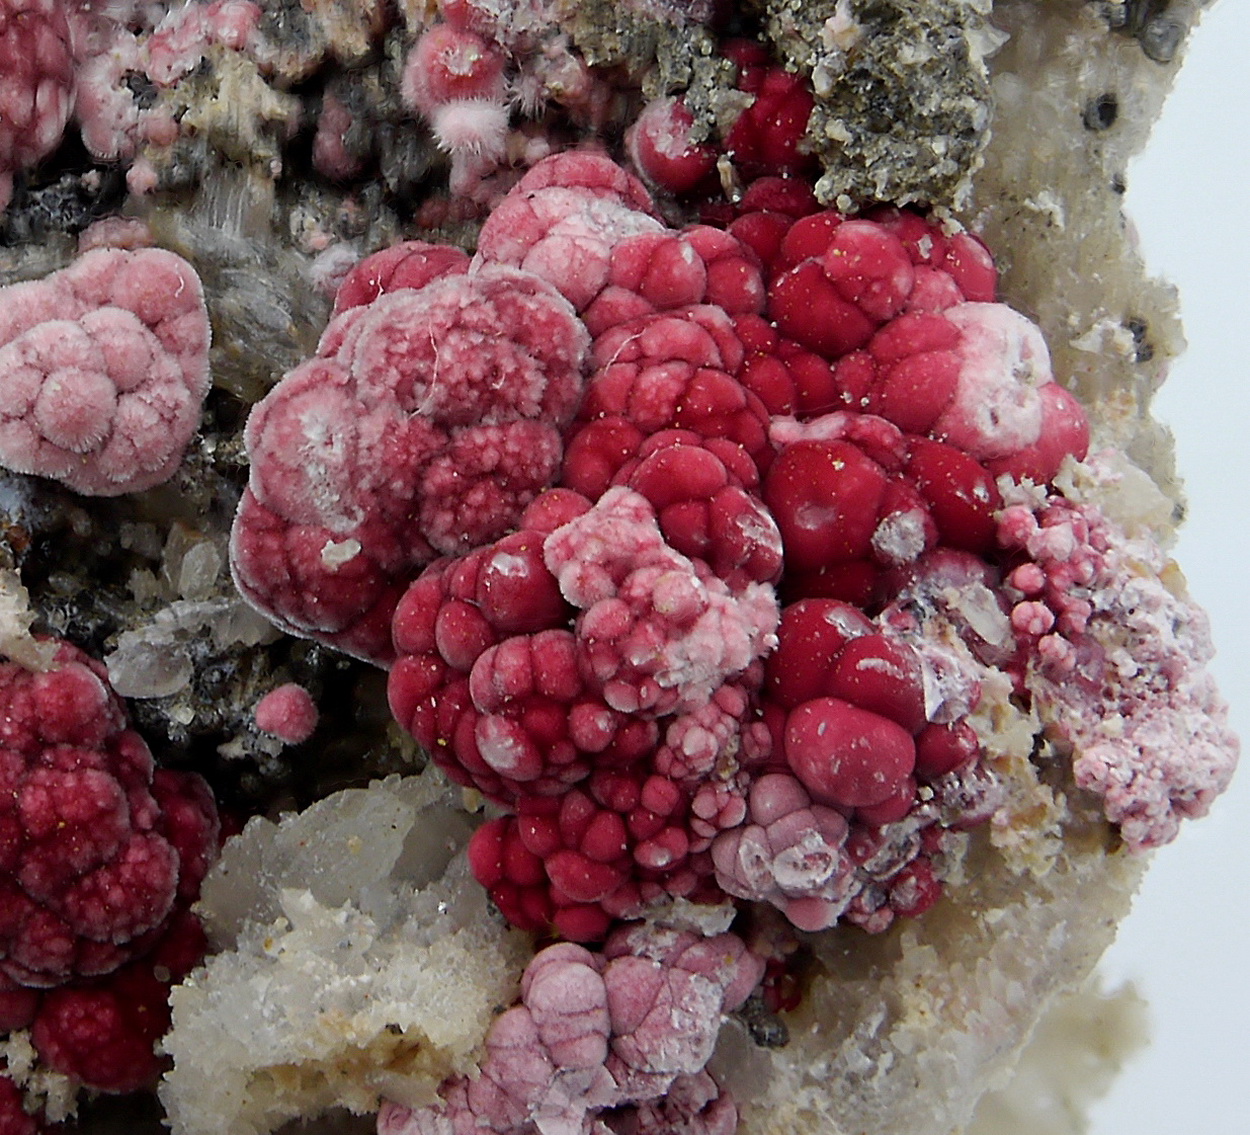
540;486;778;717
230;253;590;663
223;145;1235;968
473;154;665;313
995;475;1239;850
720;40;817;182
0;248;211;496
0;0;74;213
0;1068;42;1135
0;641;219;990
626;97;718;196
390;484;776;941
377;924;762;1135
28;907;209;1094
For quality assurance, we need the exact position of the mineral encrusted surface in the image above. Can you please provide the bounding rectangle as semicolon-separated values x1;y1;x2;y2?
0;1;1238;1134
748;0;999;209
163;772;529;1135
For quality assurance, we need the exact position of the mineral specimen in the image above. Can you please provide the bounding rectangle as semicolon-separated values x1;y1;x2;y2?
0;248;211;495
230;254;589;663
0;2;1240;1135
0;0;74;214
0;639;219;989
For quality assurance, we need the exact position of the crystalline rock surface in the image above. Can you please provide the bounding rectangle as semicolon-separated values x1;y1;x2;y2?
0;3;1239;1135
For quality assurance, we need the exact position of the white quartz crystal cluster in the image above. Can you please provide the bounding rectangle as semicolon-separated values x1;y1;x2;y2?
160;772;530;1135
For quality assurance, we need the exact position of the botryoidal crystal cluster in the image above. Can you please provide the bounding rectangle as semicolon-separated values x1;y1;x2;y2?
0;2;1237;1135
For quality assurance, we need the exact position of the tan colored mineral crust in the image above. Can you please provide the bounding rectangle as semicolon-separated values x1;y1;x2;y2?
158;3;1229;1134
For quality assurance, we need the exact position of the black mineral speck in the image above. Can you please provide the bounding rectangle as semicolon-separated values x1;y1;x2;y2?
735;991;791;1048
1083;93;1119;130
124;69;160;110
1125;317;1154;362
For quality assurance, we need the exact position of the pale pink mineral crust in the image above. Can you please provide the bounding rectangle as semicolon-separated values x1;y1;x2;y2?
0;0;74;212
996;474;1240;851
711;773;856;933
376;924;762;1135
230;261;590;664
0;248;211;496
0;641;220;988
611;1070;737;1135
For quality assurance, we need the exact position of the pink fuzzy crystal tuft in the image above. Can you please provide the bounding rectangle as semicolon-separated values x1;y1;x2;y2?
254;684;319;745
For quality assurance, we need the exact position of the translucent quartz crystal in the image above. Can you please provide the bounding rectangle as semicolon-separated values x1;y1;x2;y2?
164;772;530;1135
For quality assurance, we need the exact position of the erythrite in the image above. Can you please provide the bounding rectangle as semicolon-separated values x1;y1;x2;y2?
378;925;762;1135
215;139;1241;1135
30;908;209;1094
0;0;74;213
231;253;590;663
353;153;1234;952
994;476;1238;849
0;641;219;989
0;248;211;496
253;684;319;745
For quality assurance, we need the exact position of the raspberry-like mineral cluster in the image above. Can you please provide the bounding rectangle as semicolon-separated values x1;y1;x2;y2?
0;1;1239;1135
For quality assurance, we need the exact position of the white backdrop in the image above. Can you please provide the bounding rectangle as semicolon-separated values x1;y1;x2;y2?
1090;1;1249;1133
